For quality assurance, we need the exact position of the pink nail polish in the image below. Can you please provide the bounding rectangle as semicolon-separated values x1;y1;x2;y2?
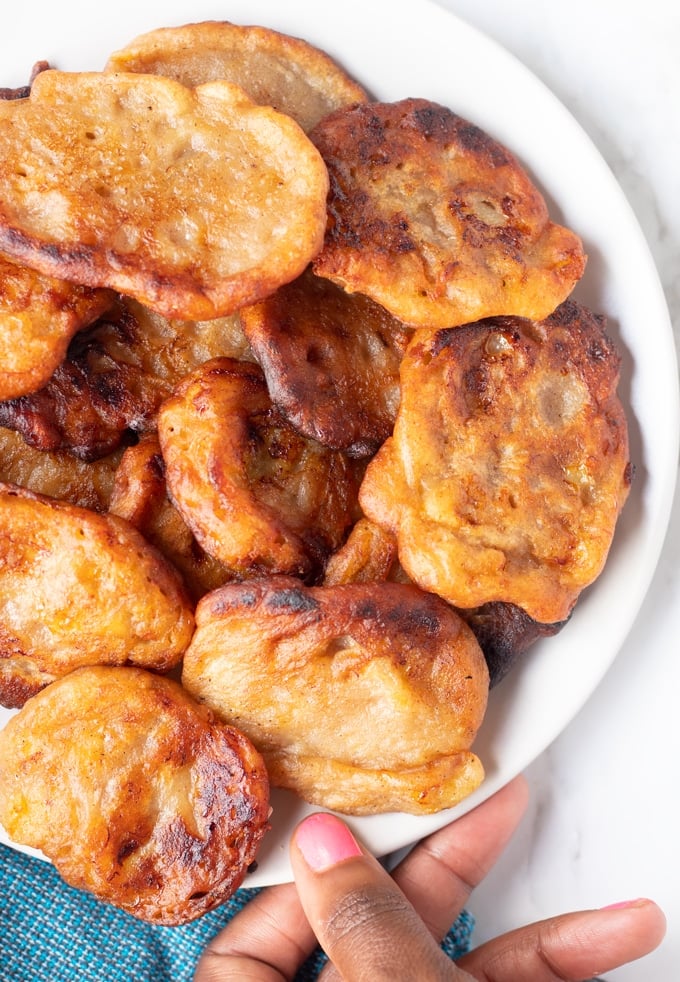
295;812;363;872
600;898;648;911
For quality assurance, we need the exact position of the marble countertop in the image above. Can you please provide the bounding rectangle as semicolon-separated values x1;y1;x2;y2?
434;2;680;979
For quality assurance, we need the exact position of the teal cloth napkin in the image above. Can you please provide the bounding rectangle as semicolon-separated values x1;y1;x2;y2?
0;842;475;981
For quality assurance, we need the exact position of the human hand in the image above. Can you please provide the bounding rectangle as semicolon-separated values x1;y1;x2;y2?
194;776;665;981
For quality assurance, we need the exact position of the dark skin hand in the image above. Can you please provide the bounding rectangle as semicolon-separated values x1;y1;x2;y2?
195;777;666;981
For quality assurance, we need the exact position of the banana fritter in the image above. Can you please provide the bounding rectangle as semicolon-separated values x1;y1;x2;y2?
360;301;631;623
311;99;586;328
323;518;564;685
109;435;234;602
0;426;122;510
106;20;367;133
240;268;412;456
182;577;488;816
0;297;254;460
0;70;329;319
158;358;363;581
0;666;270;924
0;254;115;400
323;517;401;586
0;483;194;708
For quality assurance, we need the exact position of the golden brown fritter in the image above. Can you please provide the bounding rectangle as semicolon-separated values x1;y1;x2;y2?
182;577;488;816
311;99;586;328
0;297;254;460
0;666;270;924
109;434;234;602
240;268;412;456
323;518;566;685
0;426;122;510
0;70;329;319
323;517;402;585
0;254;115;400
0;483;194;708
158;358;363;581
360;301;631;623
105;20;368;133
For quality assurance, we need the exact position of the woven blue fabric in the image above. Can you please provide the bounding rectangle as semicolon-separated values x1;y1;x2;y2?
0;843;475;981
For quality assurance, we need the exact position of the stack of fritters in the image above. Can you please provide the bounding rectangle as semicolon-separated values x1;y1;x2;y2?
0;19;630;924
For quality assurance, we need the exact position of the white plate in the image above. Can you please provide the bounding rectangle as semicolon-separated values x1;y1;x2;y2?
1;0;678;888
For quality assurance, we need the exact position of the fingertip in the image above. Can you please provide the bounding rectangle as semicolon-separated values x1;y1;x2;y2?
598;896;667;946
292;812;363;873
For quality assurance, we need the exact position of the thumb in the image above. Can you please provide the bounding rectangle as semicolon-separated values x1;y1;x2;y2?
289;812;463;981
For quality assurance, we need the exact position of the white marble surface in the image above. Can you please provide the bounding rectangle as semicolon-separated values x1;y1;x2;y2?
432;2;680;979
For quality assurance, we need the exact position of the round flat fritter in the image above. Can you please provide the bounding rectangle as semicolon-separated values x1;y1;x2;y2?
0;666;270;924
0;254;115;400
158;358;363;581
311;99;586;328
0;70;329;319
0;482;194;708
240;268;412;456
106;20;368;133
359;301;631;623
182;577;488;816
0;297;254;461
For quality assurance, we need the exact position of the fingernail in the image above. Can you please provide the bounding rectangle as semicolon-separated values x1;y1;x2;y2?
600;898;649;911
295;812;363;872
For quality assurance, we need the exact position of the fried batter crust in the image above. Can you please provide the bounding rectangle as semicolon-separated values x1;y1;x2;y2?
106;20;367;133
0;297;254;460
158;358;363;581
182;577;488;815
459;602;569;687
0;666;270;924
0;483;194;707
0;426;122;510
240;268;412;456
359;301;631;623
322;518;563;684
0;254;114;399
109;434;234;602
0;71;329;319
311;99;585;328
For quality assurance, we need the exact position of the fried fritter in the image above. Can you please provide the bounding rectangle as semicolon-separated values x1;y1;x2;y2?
0;254;115;400
323;518;566;685
105;20;368;133
323;516;401;585
109;434;234;602
0;426;122;510
459;602;569;687
240;268;412;456
0;297;254;460
0;70;329;319
0;666;270;924
0;483;194;708
182;577;488;816
158;358;363;581
311;99;586;328
360;301;631;623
